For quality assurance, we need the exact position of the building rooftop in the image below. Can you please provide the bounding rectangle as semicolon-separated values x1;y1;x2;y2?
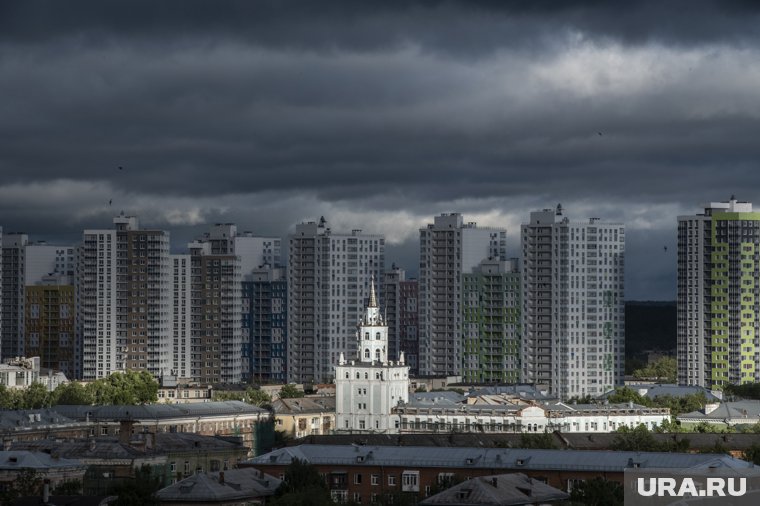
420;473;569;506
679;400;760;421
0;451;85;471
248;444;752;472
603;384;720;401
273;397;335;415
155;468;281;503
51;401;267;421
0;409;85;431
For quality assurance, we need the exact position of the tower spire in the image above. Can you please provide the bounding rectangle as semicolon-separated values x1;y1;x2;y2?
369;275;378;307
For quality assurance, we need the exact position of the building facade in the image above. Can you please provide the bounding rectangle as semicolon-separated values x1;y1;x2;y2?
419;214;506;377
188;241;242;385
462;258;521;384
521;206;625;399
242;266;287;384
24;280;76;379
678;197;760;388
335;281;410;433
77;215;172;380
1;233;27;361
288;218;384;383
383;267;419;375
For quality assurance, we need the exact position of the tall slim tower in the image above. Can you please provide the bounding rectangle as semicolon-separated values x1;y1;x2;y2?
462;258;521;384
1;233;27;361
678;197;760;389
287;218;384;383
188;240;242;384
418;213;506;377
77;215;171;380
334;279;410;433
522;205;625;399
383;266;420;375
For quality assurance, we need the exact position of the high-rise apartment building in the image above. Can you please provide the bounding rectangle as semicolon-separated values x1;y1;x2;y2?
171;254;192;381
418;213;506;377
188;240;242;385
521;206;625;399
77;215;171;380
383;266;419;375
462;258;521;384
24;277;76;379
200;224;281;276
1;233;28;361
242;266;287;384
678;197;760;388
288;217;384;383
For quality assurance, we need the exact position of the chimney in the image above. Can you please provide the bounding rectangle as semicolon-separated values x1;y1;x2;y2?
43;479;50;504
219;472;224;485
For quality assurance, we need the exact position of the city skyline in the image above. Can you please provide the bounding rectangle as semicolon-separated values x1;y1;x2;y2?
5;2;760;301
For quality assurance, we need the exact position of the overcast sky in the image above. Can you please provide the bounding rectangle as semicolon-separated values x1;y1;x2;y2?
3;1;760;299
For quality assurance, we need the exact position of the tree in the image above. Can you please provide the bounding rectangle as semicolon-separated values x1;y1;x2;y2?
53;382;94;405
80;371;159;406
744;443;760;465
246;387;272;407
269;458;333;506
0;469;42;506
633;356;677;383
518;432;557;449
111;465;162;506
22;382;52;409
0;384;23;409
606;387;653;407
53;480;83;495
569;478;623;506
279;384;304;399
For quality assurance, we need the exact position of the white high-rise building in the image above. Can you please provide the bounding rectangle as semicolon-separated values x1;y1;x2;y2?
335;280;410;433
418;213;506;377
77;215;172;380
521;205;625;399
288;217;384;383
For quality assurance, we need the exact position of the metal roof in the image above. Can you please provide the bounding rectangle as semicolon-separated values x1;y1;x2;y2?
421;473;569;505
248;444;754;473
0;451;85;470
679;400;760;421
51;401;267;421
155;468;281;502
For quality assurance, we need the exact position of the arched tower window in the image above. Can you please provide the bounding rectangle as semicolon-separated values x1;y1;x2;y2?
364;349;370;359
365;332;370;340
375;332;381;340
375;349;381;361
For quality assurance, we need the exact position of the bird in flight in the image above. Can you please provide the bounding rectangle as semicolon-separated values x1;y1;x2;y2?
664;246;668;252
118;166;124;170
109;199;112;206
597;132;603;136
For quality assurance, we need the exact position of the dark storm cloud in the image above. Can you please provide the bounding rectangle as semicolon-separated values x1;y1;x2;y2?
3;0;760;299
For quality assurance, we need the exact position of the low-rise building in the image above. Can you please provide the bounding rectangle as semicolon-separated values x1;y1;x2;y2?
155;468;281;506
396;393;670;434
0;409;93;443
244;444;754;503
272;397;335;439
0;451;86;491
51;401;274;456
677;400;760;429
421;473;569;506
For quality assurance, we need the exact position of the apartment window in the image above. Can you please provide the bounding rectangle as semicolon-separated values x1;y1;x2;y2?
371;474;379;486
388;475;396;486
170;462;176;472
354;474;362;485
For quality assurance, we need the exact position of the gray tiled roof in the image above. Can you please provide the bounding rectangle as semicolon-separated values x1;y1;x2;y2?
421;473;569;505
248;444;753;472
605;384;720;401
679;400;760;421
11;439;147;460
0;451;85;470
155;468;281;502
273;397;335;415
0;409;83;430
51;401;266;421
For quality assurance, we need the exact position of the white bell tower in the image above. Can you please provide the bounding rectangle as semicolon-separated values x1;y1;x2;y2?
335;276;410;433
